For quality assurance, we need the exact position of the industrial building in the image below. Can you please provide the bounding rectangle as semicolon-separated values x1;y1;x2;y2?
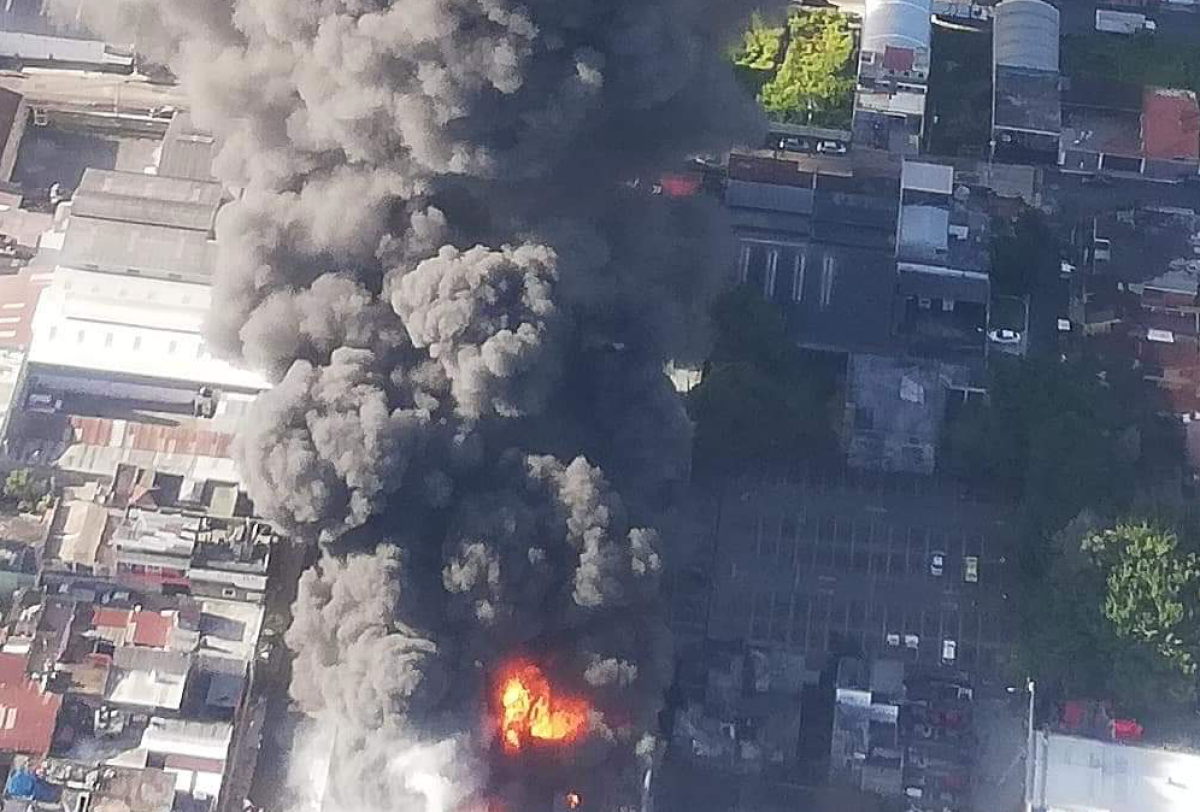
0;168;267;482
853;0;933;154
991;0;1062;164
1027;731;1200;812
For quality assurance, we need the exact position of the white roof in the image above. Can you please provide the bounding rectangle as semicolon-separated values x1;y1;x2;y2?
994;0;1060;71
28;268;269;392
198;599;264;662
899;205;950;252
863;0;932;53
0;32;131;67
901;161;954;194
1030;732;1200;812
140;717;232;762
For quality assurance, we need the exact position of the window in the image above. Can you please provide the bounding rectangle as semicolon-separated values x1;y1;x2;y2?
104;332;113;347
48;326;57;341
820;254;836;309
791;253;806;302
133;336;142;351
941;298;955;312
738;244;752;283
222;587;237;598
168;340;177;354
76;329;85;343
764;248;778;298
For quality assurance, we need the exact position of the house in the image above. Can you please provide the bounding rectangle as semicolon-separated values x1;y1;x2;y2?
853;0;933;154
0;680;61;757
991;0;1061;165
844;353;974;474
104;647;191;712
1060;81;1200;180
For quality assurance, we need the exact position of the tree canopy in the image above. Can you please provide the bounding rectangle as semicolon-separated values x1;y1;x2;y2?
730;9;855;127
730;12;784;73
1019;518;1200;719
1083;522;1200;675
2;468;50;513
688;286;840;478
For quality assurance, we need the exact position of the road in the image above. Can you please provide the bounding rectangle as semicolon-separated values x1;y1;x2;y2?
0;68;188;115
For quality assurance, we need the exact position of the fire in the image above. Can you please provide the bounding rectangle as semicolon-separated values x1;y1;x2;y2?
565;793;582;810
496;662;590;752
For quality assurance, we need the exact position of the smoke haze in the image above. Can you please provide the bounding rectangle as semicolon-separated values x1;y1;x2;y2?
55;0;764;808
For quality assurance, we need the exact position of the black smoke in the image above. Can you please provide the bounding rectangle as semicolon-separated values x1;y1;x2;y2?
57;0;763;809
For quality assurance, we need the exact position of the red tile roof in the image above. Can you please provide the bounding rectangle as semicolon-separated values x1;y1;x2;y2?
92;607;133;629
0;267;52;350
0;682;61;755
883;46;915;73
131;611;172;648
0;653;28;685
1142;87;1200;161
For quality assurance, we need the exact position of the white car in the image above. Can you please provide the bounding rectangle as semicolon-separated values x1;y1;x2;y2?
988;328;1022;345
929;551;946;577
942;639;957;663
964;555;979;583
816;140;847;155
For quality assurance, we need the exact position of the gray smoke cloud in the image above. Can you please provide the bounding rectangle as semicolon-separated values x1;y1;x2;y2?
57;0;763;809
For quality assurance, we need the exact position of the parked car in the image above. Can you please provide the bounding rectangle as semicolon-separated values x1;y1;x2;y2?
26;392;61;413
941;639;958;663
816;140;848;155
987;328;1021;345
929;551;946;577
963;555;979;583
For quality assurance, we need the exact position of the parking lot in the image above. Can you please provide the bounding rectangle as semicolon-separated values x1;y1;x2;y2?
695;473;1018;684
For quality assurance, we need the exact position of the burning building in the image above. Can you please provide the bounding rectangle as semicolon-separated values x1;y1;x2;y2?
54;1;764;811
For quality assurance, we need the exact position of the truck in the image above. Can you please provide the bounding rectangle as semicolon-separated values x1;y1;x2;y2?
1095;9;1158;34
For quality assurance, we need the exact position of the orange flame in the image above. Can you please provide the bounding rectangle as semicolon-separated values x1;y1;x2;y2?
565;793;581;810
497;662;589;752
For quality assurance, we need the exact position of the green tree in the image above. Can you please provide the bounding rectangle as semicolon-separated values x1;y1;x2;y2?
730;12;784;72
2;468;50;513
1083;522;1200;675
759;10;855;126
688;287;839;477
990;208;1056;297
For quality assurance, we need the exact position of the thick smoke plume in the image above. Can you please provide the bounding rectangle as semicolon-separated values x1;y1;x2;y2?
60;0;762;809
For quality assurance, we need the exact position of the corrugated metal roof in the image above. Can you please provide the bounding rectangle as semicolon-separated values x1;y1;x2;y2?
993;0;1059;72
69;416;237;459
158;113;218;182
60;216;216;281
863;0;932;53
726;180;814;214
72;169;222;232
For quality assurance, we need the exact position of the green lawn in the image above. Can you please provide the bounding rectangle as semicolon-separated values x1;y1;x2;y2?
1061;32;1200;94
